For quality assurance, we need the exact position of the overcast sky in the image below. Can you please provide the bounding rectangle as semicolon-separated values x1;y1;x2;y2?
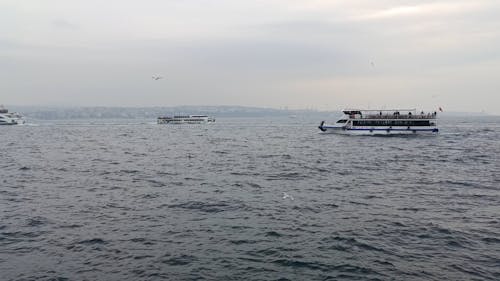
1;0;500;113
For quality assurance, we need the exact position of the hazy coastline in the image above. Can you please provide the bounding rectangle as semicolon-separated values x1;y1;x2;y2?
5;105;495;120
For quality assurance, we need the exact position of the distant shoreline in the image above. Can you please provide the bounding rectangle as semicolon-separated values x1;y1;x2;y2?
5;105;495;120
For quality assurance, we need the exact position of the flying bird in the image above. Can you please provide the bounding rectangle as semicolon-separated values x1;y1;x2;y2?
152;76;163;80
282;192;294;201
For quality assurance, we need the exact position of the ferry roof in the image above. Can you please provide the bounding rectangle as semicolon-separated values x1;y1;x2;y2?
342;109;420;114
158;115;209;118
343;109;416;112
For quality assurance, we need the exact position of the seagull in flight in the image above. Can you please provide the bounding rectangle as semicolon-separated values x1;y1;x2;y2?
152;76;163;80
282;192;294;201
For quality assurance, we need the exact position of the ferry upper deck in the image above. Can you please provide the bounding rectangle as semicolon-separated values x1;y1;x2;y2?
342;109;437;120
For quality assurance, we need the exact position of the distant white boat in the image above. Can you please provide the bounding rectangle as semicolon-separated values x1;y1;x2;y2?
157;115;215;124
0;113;17;125
318;109;439;135
0;106;25;125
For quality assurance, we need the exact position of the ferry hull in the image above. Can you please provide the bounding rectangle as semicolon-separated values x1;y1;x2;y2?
319;126;438;135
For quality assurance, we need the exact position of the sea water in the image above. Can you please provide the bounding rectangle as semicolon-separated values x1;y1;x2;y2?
1;116;499;280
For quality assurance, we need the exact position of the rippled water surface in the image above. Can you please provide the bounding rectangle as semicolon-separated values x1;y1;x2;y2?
1;116;499;280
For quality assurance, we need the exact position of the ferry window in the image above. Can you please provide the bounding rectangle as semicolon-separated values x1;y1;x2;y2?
336;119;347;123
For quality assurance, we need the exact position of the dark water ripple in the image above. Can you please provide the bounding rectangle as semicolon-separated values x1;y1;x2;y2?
1;116;500;280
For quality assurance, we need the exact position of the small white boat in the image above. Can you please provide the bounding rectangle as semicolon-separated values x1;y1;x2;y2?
157;115;215;124
319;109;439;135
0;106;25;125
0;113;17;125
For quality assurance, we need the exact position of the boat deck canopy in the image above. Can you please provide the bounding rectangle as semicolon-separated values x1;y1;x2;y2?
342;110;362;115
343;109;416;114
341;109;436;119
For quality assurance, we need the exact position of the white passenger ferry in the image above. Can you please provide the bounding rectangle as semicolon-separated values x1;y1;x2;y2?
157;115;215;124
318;109;439;135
